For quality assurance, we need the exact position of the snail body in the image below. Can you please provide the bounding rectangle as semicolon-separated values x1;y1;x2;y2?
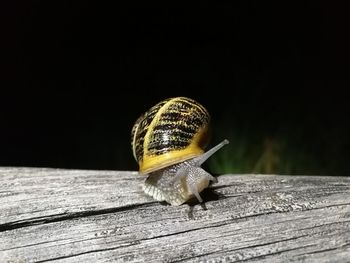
131;97;229;206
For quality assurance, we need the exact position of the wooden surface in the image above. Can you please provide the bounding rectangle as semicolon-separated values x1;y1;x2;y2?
1;167;350;263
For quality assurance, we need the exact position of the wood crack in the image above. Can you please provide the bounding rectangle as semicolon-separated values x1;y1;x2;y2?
174;235;313;262
34;245;129;263
302;243;350;255
310;203;350;210
135;212;274;243
299;220;350;232
0;202;157;232
238;244;316;262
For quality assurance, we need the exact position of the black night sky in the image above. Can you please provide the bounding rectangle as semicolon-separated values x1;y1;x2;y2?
2;2;349;176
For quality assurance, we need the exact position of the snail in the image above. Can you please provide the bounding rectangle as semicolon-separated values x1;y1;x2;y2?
131;97;229;206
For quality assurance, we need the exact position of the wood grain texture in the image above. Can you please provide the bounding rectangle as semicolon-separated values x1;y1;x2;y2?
1;167;350;263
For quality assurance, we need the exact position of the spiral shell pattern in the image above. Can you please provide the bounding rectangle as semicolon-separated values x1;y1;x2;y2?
131;97;210;174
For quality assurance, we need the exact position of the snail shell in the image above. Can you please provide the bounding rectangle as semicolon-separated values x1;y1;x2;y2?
131;97;210;174
131;97;229;205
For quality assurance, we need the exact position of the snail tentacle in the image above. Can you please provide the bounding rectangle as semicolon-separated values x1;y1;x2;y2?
192;139;229;166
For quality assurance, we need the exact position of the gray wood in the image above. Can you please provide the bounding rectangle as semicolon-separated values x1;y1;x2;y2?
0;167;350;263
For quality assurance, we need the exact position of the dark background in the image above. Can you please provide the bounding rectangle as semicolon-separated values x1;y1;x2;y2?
1;2;349;175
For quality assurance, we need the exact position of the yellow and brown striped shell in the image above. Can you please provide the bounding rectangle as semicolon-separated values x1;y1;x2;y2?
131;97;211;174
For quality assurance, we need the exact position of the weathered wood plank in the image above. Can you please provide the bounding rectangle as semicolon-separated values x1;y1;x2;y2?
1;167;350;262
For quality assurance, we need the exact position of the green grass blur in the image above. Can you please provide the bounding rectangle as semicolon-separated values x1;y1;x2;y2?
207;122;348;176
